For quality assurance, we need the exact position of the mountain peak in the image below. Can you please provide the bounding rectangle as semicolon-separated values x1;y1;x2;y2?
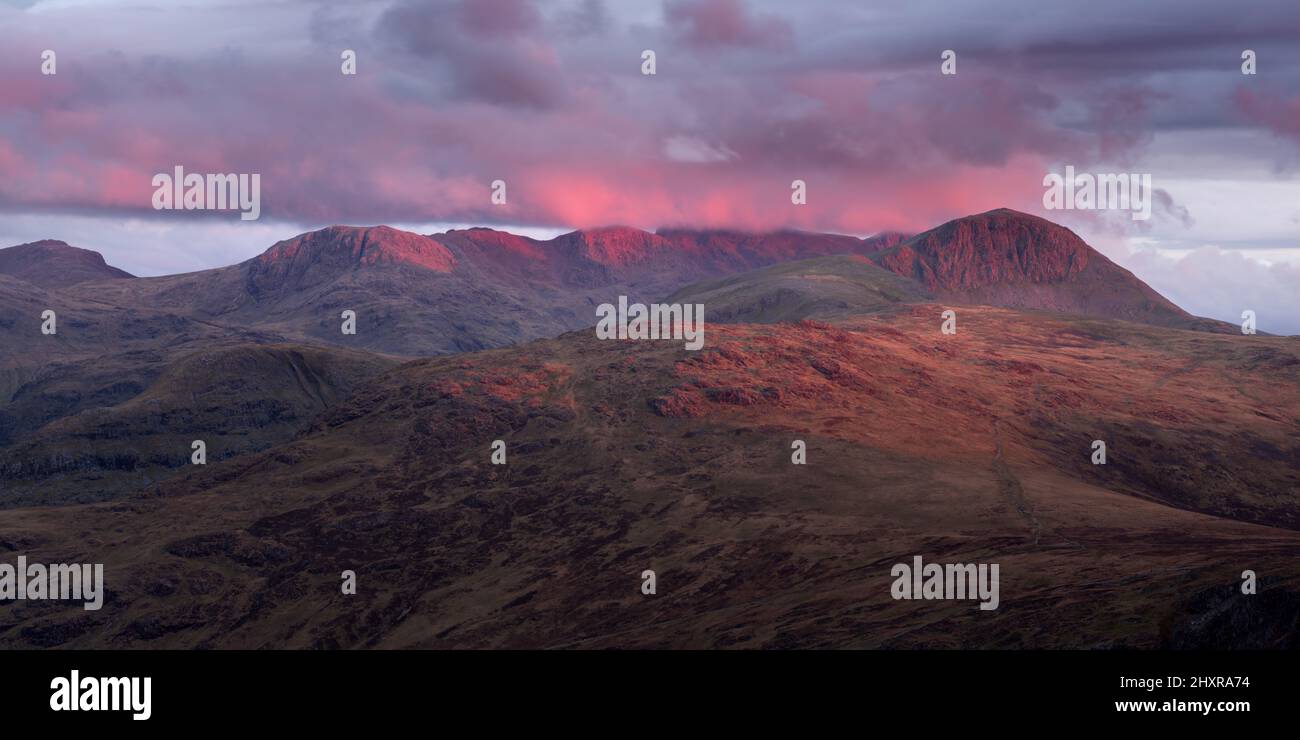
876;208;1094;291
0;239;134;288
556;226;665;267
242;225;457;301
872;208;1203;328
255;225;456;273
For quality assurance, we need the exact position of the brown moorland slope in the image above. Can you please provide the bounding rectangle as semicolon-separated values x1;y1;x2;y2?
1;307;1296;649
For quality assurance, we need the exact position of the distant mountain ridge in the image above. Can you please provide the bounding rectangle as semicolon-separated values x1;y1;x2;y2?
19;223;911;355
2;209;1232;357
0;239;134;288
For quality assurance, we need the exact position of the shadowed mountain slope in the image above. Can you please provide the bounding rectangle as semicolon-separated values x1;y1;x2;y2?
0;342;397;507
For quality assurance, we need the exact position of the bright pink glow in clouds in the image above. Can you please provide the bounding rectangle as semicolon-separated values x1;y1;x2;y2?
0;0;1295;236
0;50;1085;235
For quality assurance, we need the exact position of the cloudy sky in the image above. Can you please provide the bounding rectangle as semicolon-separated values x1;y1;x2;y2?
1;0;1297;331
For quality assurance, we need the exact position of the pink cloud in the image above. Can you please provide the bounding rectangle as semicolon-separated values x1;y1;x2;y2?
1235;87;1300;142
0;1;1292;242
459;0;541;37
665;0;794;50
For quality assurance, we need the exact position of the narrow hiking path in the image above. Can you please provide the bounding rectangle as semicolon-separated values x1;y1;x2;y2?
992;419;1042;547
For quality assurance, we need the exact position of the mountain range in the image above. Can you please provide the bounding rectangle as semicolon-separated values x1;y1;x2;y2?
0;208;1295;649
